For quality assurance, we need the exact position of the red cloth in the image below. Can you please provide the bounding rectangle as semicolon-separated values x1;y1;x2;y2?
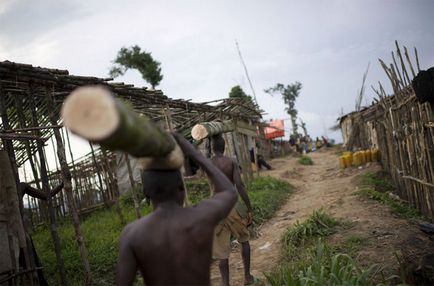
264;120;285;139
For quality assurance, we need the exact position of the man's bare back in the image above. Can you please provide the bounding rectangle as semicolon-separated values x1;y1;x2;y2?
211;155;236;184
116;133;237;285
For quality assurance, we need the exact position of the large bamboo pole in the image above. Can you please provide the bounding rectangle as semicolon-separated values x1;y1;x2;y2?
46;89;93;285
62;86;176;157
191;120;234;140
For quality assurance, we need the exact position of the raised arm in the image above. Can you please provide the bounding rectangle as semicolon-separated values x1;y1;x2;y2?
172;133;237;222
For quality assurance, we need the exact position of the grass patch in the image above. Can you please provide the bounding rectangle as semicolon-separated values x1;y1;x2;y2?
358;172;424;221
33;176;292;285
298;155;314;165
248;176;293;226
33;204;151;285
283;210;339;251
266;210;392;286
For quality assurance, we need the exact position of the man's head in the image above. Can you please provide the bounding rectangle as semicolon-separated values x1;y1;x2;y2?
142;169;184;206
212;135;225;155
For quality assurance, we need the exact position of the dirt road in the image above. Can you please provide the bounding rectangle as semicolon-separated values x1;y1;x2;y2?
211;147;420;285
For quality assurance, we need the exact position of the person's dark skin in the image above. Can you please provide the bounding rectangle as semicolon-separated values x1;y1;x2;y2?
19;182;64;200
211;137;255;286
116;133;238;286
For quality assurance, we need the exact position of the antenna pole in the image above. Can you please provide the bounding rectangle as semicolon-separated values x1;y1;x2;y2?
235;40;258;104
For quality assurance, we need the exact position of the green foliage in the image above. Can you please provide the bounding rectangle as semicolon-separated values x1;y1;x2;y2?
298;155;313;165
267;211;388;286
33;205;151;285
33;176;292;285
119;184;145;208
265;82;302;135
267;240;383;286
247;176;293;225
359;172;423;220
228;85;253;102
185;178;210;205
109;45;163;89
282;210;338;252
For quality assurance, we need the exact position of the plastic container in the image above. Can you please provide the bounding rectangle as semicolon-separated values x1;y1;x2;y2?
365;149;372;162
343;154;353;168
371;149;380;162
353;151;362;167
339;156;346;169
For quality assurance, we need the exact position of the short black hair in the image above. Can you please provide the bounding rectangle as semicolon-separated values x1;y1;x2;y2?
142;169;184;203
212;135;225;153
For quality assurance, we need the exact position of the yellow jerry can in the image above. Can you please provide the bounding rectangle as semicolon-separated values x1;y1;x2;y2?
339;156;346;169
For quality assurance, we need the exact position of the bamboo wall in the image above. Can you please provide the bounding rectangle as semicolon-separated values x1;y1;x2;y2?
342;43;434;218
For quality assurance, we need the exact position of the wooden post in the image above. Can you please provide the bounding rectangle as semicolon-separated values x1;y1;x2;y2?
29;93;67;286
101;148;125;225
46;89;93;285
64;128;84;202
0;90;37;285
124;153;142;219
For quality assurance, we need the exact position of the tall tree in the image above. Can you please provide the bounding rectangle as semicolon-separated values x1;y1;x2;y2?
109;45;163;89
228;85;252;102
265;82;302;136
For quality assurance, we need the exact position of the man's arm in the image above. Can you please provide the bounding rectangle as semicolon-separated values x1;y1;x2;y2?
116;227;138;286
232;161;253;225
50;182;64;197
20;182;64;200
172;133;237;222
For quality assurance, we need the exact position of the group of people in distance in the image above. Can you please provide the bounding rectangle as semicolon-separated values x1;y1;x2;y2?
116;133;258;286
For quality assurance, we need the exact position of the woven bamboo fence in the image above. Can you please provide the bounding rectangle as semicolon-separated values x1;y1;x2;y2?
342;42;434;218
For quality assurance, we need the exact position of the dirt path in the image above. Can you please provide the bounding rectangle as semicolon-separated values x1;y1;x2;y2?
210;147;421;285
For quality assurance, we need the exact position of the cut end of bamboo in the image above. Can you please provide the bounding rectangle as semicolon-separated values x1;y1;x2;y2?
191;124;209;140
61;86;119;141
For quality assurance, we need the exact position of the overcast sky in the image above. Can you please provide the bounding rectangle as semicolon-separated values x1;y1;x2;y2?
1;0;433;172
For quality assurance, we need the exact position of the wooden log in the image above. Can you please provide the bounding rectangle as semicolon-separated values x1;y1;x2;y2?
62;86;183;170
191;120;234;140
62;86;174;156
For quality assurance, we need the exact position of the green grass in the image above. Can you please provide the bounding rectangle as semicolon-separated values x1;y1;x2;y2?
248;176;293;226
358;172;424;221
298;155;314;165
282;210;339;251
33;176;292;285
266;211;391;286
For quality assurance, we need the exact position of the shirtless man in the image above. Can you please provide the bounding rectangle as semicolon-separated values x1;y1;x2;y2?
211;135;255;285
116;133;237;285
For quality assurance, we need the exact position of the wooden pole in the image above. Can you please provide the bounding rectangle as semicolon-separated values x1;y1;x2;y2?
29;92;67;286
46;89;93;285
0;90;37;285
101;148;125;225
124;153;142;219
191;120;234;140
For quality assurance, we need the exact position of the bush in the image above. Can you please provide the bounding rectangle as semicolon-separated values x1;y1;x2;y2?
298;155;313;165
282;210;338;251
266;240;382;286
266;211;387;286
